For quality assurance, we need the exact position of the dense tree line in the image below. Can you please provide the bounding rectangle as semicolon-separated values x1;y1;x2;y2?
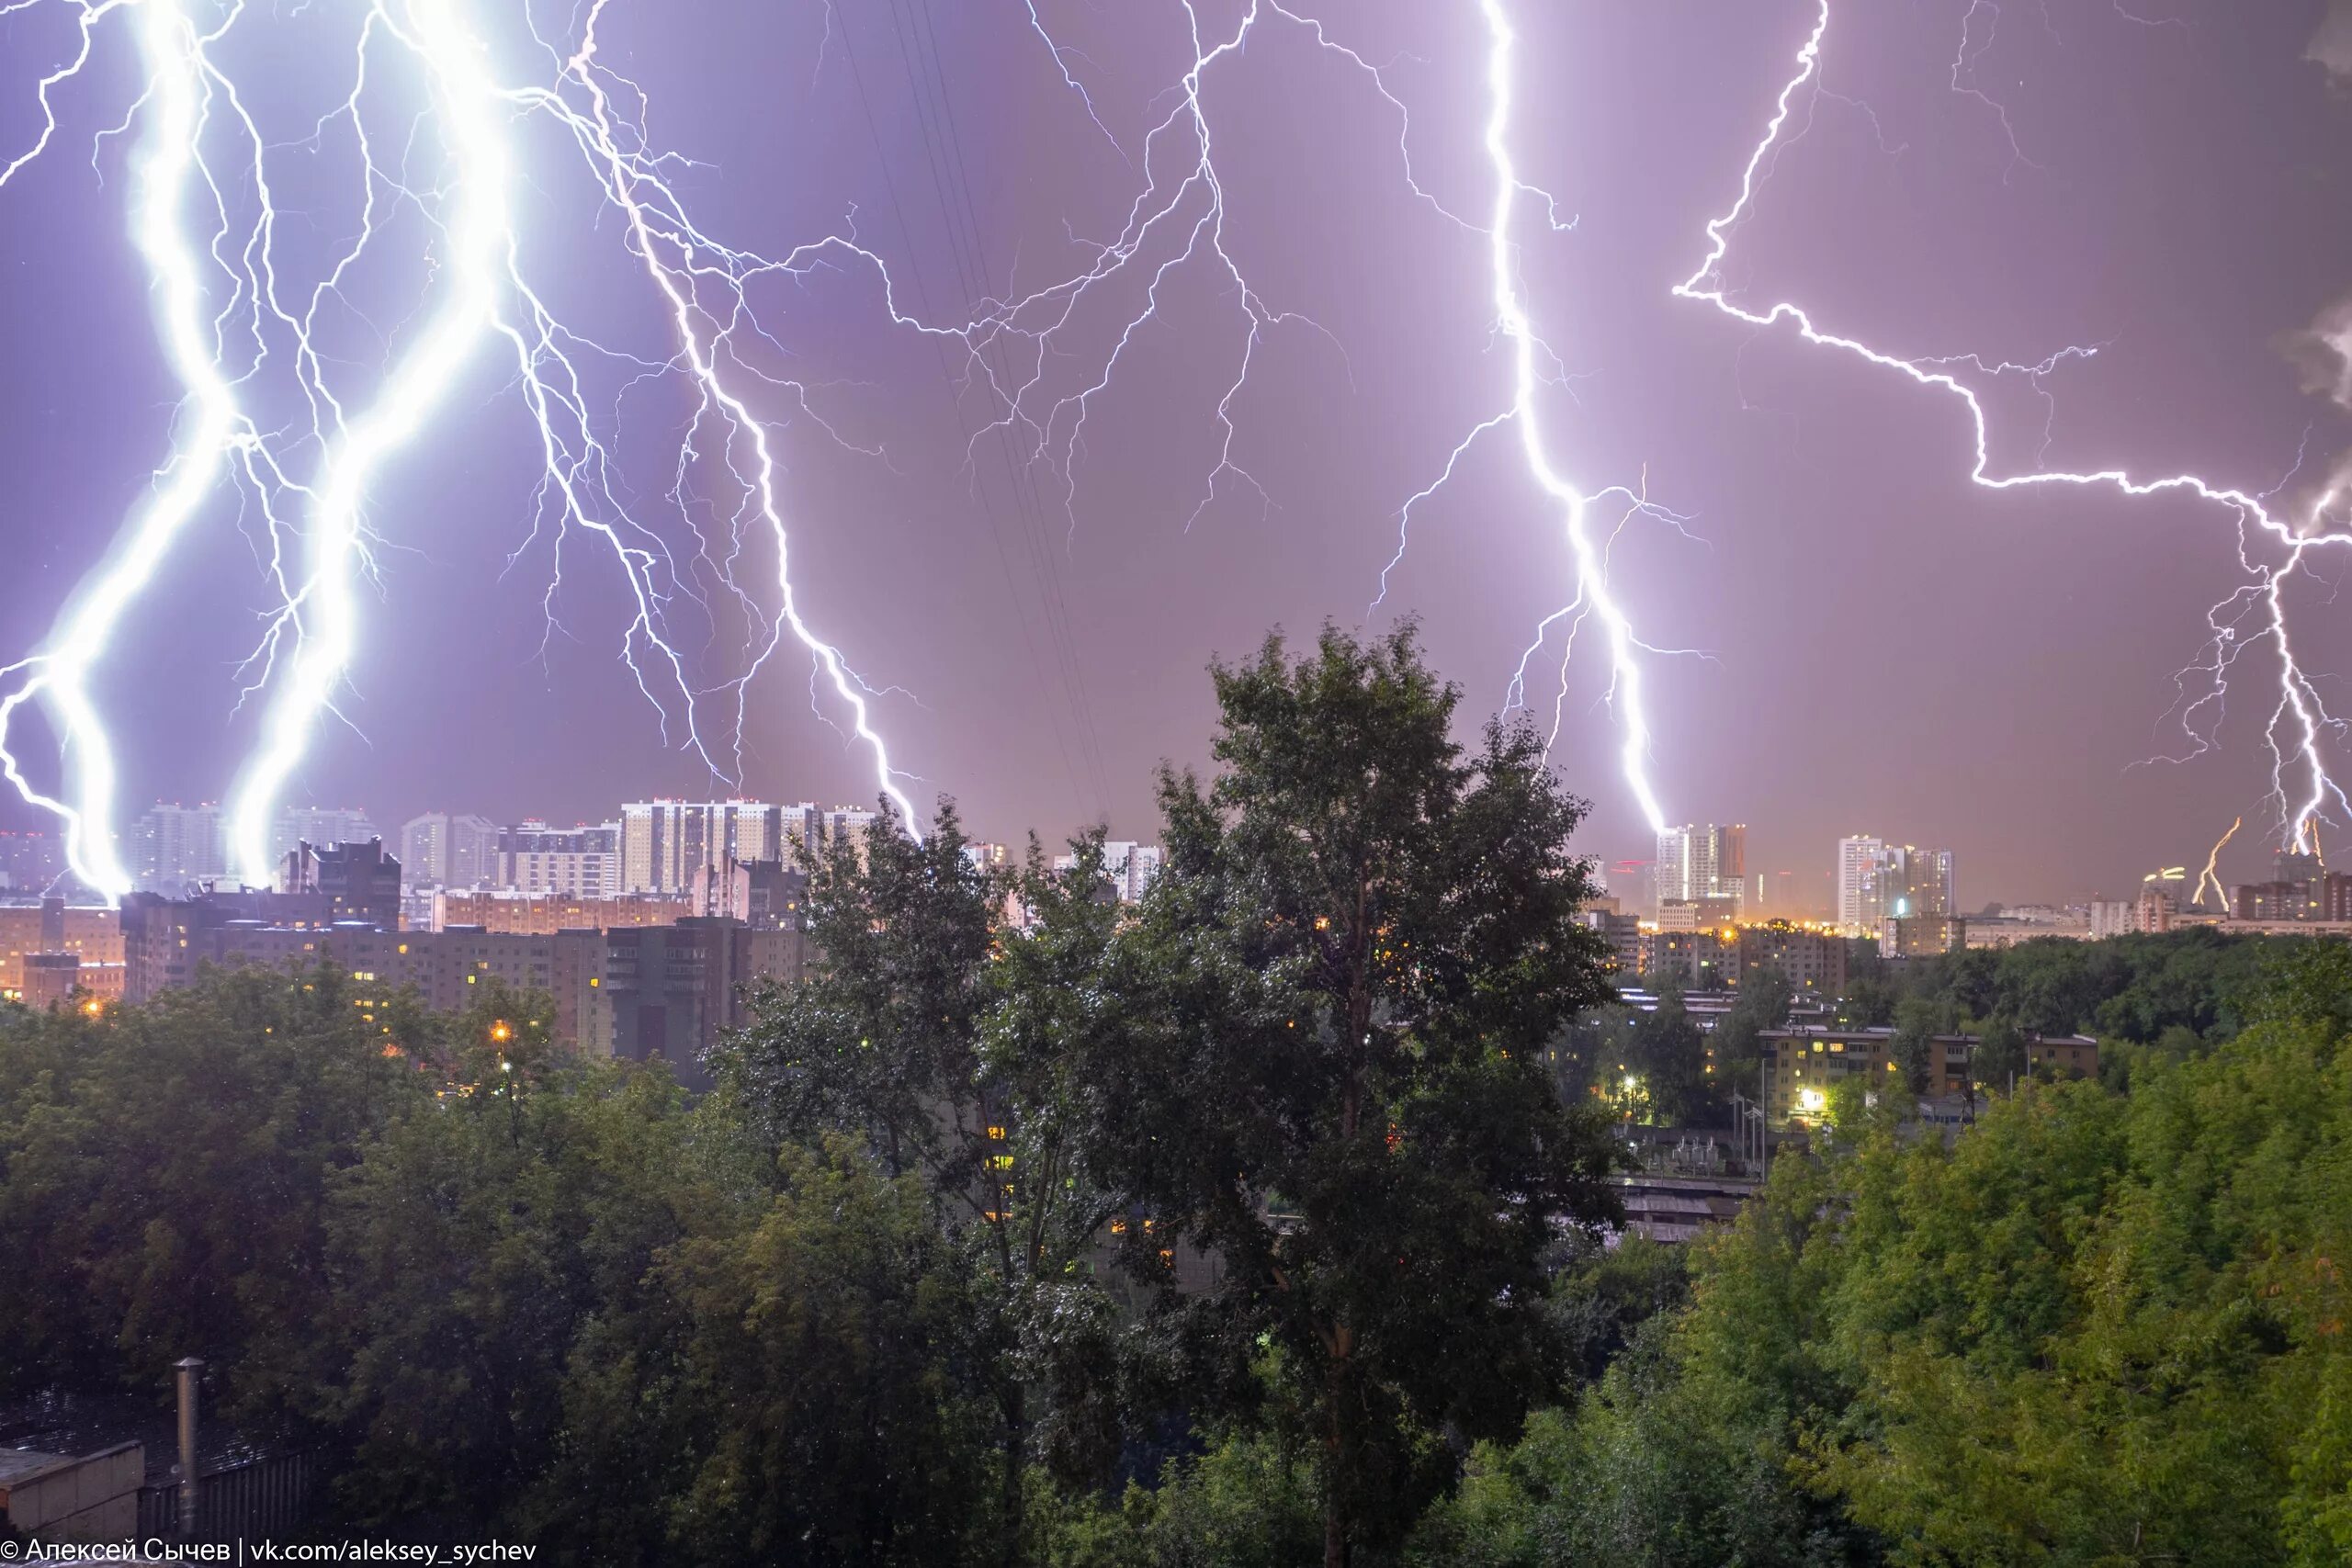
8;627;2352;1563
0;626;1623;1566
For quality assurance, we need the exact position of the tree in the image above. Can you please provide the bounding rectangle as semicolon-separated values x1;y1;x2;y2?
1713;967;1792;1101
0;963;430;1421
1888;993;1950;1096
1629;991;1712;1125
719;802;1131;1559
1066;624;1625;1566
663;1136;1000;1566
1971;1015;2028;1098
321;1051;758;1547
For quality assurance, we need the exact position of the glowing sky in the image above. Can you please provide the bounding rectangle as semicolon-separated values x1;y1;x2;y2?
0;0;2346;906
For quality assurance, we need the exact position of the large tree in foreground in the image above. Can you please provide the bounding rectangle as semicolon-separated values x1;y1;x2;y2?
1075;623;1624;1567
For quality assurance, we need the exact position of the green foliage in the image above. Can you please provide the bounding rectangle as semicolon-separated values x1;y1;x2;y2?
720;803;1139;1553
322;1058;764;1546
1628;991;1713;1125
0;964;431;1421
1042;1431;1323;1568
662;1136;1001;1566
1058;623;1625;1561
1713;968;1793;1100
1546;1235;1690;1386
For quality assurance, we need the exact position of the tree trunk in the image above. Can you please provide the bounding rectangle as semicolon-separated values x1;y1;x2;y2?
1001;1379;1026;1568
1323;1330;1353;1568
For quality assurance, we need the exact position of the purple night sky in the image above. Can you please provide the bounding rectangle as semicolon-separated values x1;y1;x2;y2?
1;0;2348;908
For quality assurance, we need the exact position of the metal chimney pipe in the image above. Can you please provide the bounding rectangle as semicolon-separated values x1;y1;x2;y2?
174;1357;203;1538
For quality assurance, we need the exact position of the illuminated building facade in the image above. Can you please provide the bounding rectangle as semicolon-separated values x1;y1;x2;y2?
620;800;786;893
1657;823;1747;909
398;812;499;889
1760;1027;2098;1128
497;820;622;898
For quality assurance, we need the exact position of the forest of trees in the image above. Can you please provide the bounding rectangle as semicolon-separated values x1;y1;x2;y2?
6;626;2352;1565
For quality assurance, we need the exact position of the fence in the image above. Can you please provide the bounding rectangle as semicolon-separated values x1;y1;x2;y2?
136;1449;319;1542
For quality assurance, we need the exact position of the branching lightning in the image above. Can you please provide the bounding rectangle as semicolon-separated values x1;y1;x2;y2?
11;0;2330;894
0;0;921;896
1676;0;2352;854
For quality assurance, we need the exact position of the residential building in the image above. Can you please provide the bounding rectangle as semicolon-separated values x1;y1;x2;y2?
19;951;123;1010
1657;824;1746;908
1760;1026;2098;1127
1880;915;1964;959
688;857;809;928
1733;922;1855;994
497;820;622;898
398;812;499;889
2232;881;2302;921
1606;860;1657;919
1050;840;1165;902
0;831;67;892
791;804;886;865
620;800;786;892
270;807;379;868
0;897;123;997
130;803;225;893
429;888;695;935
603;919;807;1089
1837;837;1955;931
278;839;402;928
1575;908;1643;974
1640;929;1733;988
1655;897;1738;932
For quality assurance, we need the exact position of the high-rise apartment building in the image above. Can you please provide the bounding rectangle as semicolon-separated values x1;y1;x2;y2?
1657;824;1747;908
1837;836;1955;932
619;800;787;893
131;802;226;893
497;820;623;897
399;812;499;889
794;804;884;863
0;831;66;893
271;807;379;866
1049;841;1165;903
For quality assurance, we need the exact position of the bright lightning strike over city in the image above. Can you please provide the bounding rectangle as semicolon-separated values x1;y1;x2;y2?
1;2;2346;922
5;6;2352;1558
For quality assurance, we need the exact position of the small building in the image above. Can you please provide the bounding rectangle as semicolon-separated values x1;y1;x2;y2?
1760;1026;2098;1128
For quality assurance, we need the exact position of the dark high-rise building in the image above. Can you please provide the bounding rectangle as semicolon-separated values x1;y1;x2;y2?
603;918;805;1089
280;839;402;928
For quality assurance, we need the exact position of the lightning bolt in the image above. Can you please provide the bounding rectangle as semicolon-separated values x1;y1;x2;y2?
1678;0;2352;853
0;0;277;899
1468;0;1689;835
0;0;922;896
2195;814;2240;908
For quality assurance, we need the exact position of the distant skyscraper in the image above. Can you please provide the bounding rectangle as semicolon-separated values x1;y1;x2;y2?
399;812;499;889
132;802;226;893
498;820;622;897
0;831;67;893
797;804;882;863
271;806;379;868
1657;824;1747;908
1888;845;1954;919
1837;837;1955;931
1049;841;1164;903
620;800;786;893
1837;836;1888;932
